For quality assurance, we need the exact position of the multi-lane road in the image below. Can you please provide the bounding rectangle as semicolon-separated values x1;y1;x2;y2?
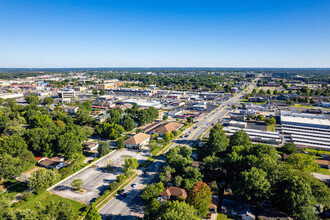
99;81;257;219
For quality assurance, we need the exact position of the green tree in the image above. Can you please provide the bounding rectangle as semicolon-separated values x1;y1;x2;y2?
163;115;168;121
274;173;317;220
187;182;212;218
108;109;121;124
202;124;229;158
36;199;77;220
122;115;135;131
99;89;105;95
163;132;174;143
116;138;125;149
43;97;55;105
92;88;98;95
144;198;161;220
229;130;252;148
58;132;82;159
71;179;83;191
256;114;264;121
288;153;319;172
28;169;61;193
158;201;200;220
25;94;39;104
0;153;22;181
122;156;138;173
174;175;183;187
85;205;101;220
166;145;192;174
187;117;194;123
141;182;165;204
265;117;276;125
234;167;271;219
98;141;111;157
82;100;93;112
280;143;297;155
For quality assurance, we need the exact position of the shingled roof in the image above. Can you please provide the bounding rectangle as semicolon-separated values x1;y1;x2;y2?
160;186;188;199
152;122;183;134
124;133;150;146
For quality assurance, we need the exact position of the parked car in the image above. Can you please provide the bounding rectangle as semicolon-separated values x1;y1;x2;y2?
118;189;125;194
131;184;137;188
118;193;127;200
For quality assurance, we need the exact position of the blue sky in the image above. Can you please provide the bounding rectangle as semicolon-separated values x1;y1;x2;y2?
0;0;329;68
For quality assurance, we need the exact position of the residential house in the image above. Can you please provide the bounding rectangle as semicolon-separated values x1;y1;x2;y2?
63;105;79;114
84;141;99;151
95;113;110;123
160;186;188;200
38;157;66;169
124;133;151;149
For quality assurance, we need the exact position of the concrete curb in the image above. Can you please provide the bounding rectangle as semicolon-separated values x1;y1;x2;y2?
47;150;117;191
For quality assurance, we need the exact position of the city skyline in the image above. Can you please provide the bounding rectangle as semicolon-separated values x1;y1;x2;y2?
1;0;330;68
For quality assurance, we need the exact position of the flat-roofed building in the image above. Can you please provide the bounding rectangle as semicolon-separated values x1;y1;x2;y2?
58;89;75;98
280;111;330;150
223;126;282;146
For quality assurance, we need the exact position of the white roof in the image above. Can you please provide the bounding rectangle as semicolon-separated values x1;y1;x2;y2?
281;115;330;127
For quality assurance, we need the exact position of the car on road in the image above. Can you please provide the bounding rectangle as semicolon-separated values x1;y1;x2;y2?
118;193;127;200
131;184;137;188
193;126;197;129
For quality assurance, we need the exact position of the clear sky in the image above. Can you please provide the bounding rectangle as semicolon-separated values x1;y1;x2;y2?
0;0;329;68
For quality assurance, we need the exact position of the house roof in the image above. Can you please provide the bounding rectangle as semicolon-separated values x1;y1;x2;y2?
160;186;188;199
152;122;183;134
124;133;150;146
63;105;79;110
84;141;98;147
39;158;61;167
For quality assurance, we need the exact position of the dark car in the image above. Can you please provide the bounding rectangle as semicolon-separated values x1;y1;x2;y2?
118;189;125;194
118;193;127;200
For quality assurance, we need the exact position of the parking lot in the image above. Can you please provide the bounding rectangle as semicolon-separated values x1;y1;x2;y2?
50;149;147;204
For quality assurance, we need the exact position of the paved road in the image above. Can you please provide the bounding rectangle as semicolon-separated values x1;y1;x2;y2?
99;81;257;219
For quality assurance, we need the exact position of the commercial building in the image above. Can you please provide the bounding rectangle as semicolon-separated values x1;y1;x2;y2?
124;133;151;149
58;89;75;98
223;126;282;146
0;93;24;99
121;98;162;109
280;111;330;150
150;122;183;136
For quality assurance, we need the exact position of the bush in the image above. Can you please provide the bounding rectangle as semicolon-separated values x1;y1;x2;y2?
21;191;33;201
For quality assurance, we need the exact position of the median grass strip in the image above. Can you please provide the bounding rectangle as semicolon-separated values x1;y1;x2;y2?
95;173;138;209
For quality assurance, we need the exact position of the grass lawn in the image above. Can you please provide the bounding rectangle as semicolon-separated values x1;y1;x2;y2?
217;213;234;220
291;104;315;108
315;168;330;176
267;124;276;132
16;191;87;216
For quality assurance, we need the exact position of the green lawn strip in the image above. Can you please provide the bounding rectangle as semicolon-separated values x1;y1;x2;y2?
315;168;330;176
306;148;330;156
290;104;315;108
16;191;87;216
95;173;138;209
217;213;234;220
267;124;276;132
138;157;156;168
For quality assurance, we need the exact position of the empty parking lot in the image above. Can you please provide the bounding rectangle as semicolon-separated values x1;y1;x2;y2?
50;149;147;204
